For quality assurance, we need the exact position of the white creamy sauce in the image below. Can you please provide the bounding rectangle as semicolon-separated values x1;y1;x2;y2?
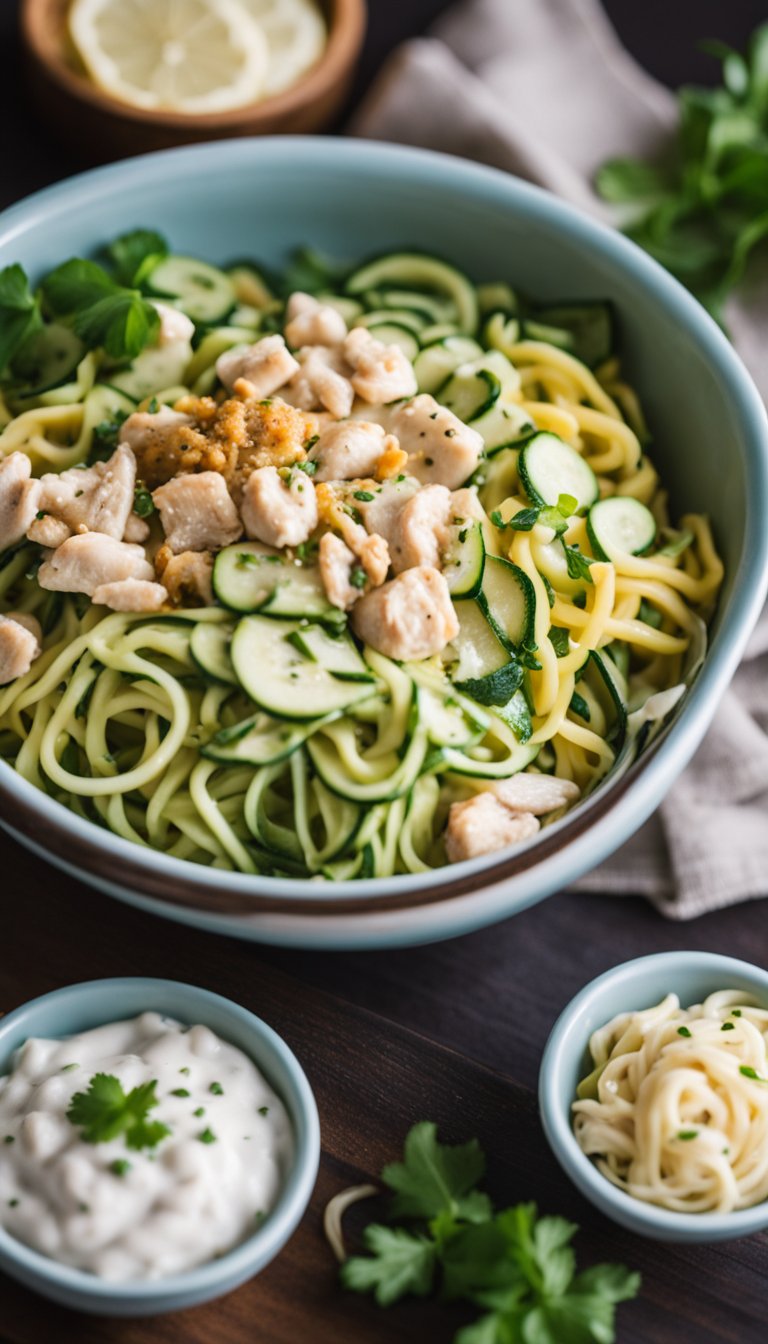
0;1012;293;1281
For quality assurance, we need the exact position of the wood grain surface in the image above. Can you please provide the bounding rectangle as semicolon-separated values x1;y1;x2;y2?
1;2;768;1341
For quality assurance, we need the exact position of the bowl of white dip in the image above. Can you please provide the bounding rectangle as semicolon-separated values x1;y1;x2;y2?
0;977;320;1314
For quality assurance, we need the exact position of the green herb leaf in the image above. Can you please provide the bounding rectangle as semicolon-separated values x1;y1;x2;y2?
67;1073;171;1150
41;258;160;361
342;1225;437;1306
549;626;571;658
133;485;155;518
106;229;168;287
382;1121;490;1223
562;541;595;584
0;264;43;373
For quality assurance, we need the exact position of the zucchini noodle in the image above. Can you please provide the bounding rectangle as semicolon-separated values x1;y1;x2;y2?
0;248;724;880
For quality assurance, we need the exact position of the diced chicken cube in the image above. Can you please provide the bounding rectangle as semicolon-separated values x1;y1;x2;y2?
240;466;317;549
92;578;168;612
284;292;347;348
355;475;420;550
152;471;242;553
216;335;299;396
37;534;154;596
308;420;392;483
391;483;453;574
390;394;483;488
485;774;580;815
34;445;136;541
123;514;150;544
284;347;355;420
26;514;71;548
0;452;41;550
0;612;42;686
316;482;391;583
319;532;359;610
351;566;458;661
445;793;540;864
157;549;214;606
120;406;195;455
343;328;418;404
151;302;195;348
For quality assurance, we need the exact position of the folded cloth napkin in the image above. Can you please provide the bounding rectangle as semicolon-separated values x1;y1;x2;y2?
350;0;768;918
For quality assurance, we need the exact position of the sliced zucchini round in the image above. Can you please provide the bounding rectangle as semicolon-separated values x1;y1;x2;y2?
442;740;539;779
443;521;485;599
288;623;375;682
363;322;420;361
213;542;344;626
231;616;374;721
10;323;85;395
440;367;501;423
365;287;458;324
346;253;478;333
226;264;275;309
355;308;425;334
480;555;536;651
519;432;599;513
189;621;237;685
149;255;236;325
412;336;483;395
586;496;656;560
202;712;335;766
307;725;428;803
476;282;519;316
450;598;523;706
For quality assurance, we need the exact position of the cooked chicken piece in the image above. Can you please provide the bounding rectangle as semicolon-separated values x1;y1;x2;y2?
284;347;355;419
156;549;214;606
123;514;151;544
120;406;195;458
445;793;540;863
26;514;71;548
216;335;299;396
390;394;483;489
241;466;318;549
92;578;168;612
284;292;348;348
33;445;136;542
354;475;420;550
343;328;418;404
151;302;195;347
0;612;42;686
319;532;360;610
450;486;486;523
152;471;242;554
391;483;453;573
316;483;391;584
0;452;41;551
3;611;42;640
483;774;580;815
38;534;154;596
352;566;458;661
308;420;394;483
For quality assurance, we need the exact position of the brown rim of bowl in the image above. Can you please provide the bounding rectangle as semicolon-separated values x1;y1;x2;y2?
0;720;672;919
20;0;366;129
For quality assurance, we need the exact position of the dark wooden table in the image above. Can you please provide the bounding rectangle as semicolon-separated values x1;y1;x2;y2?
2;2;768;1341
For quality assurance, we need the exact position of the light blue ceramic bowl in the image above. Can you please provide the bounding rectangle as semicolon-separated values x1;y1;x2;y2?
539;952;768;1242
0;138;767;949
0;978;320;1314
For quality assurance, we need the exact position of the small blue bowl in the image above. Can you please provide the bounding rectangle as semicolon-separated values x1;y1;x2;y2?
0;978;320;1314
539;952;768;1243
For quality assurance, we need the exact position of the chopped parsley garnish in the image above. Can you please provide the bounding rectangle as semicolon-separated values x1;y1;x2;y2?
133;485;155;518
353;490;375;502
295;539;319;564
740;1065;768;1082
8;1198;19;1208
66;1073;171;1150
193;1107;205;1118
721;1022;735;1031
171;1088;191;1097
350;567;367;590
198;1128;217;1144
110;1159;132;1177
41;257;160;361
297;459;318;475
677;1131;698;1141
562;540;595;584
60;1063;79;1072
677;1026;692;1037
549;625;571;658
258;1106;270;1117
209;1082;224;1096
179;1066;190;1075
731;1009;742;1017
3;1136;15;1144
341;1121;640;1336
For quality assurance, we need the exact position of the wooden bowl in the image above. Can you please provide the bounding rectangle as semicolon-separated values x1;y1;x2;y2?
20;0;366;162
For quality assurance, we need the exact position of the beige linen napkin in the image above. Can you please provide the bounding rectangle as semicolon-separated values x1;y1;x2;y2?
351;0;768;918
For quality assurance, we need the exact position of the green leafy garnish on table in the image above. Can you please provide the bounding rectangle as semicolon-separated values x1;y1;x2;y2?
66;1073;171;1150
596;23;768;324
341;1122;640;1344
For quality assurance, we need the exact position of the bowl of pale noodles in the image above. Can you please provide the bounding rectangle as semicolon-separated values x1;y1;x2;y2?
539;952;768;1242
0;138;766;950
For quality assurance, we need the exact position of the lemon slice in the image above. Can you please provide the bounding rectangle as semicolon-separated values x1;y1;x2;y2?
69;0;270;114
239;0;326;95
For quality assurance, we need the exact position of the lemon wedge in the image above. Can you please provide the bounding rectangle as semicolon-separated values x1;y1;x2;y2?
69;0;270;114
239;0;326;95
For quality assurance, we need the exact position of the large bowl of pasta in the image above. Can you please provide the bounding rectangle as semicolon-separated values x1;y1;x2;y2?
0;137;766;949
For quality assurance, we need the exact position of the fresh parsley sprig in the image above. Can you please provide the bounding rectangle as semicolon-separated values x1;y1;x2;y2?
596;23;768;323
41;258;160;362
66;1073;171;1150
491;494;578;536
0;265;42;373
341;1122;640;1343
